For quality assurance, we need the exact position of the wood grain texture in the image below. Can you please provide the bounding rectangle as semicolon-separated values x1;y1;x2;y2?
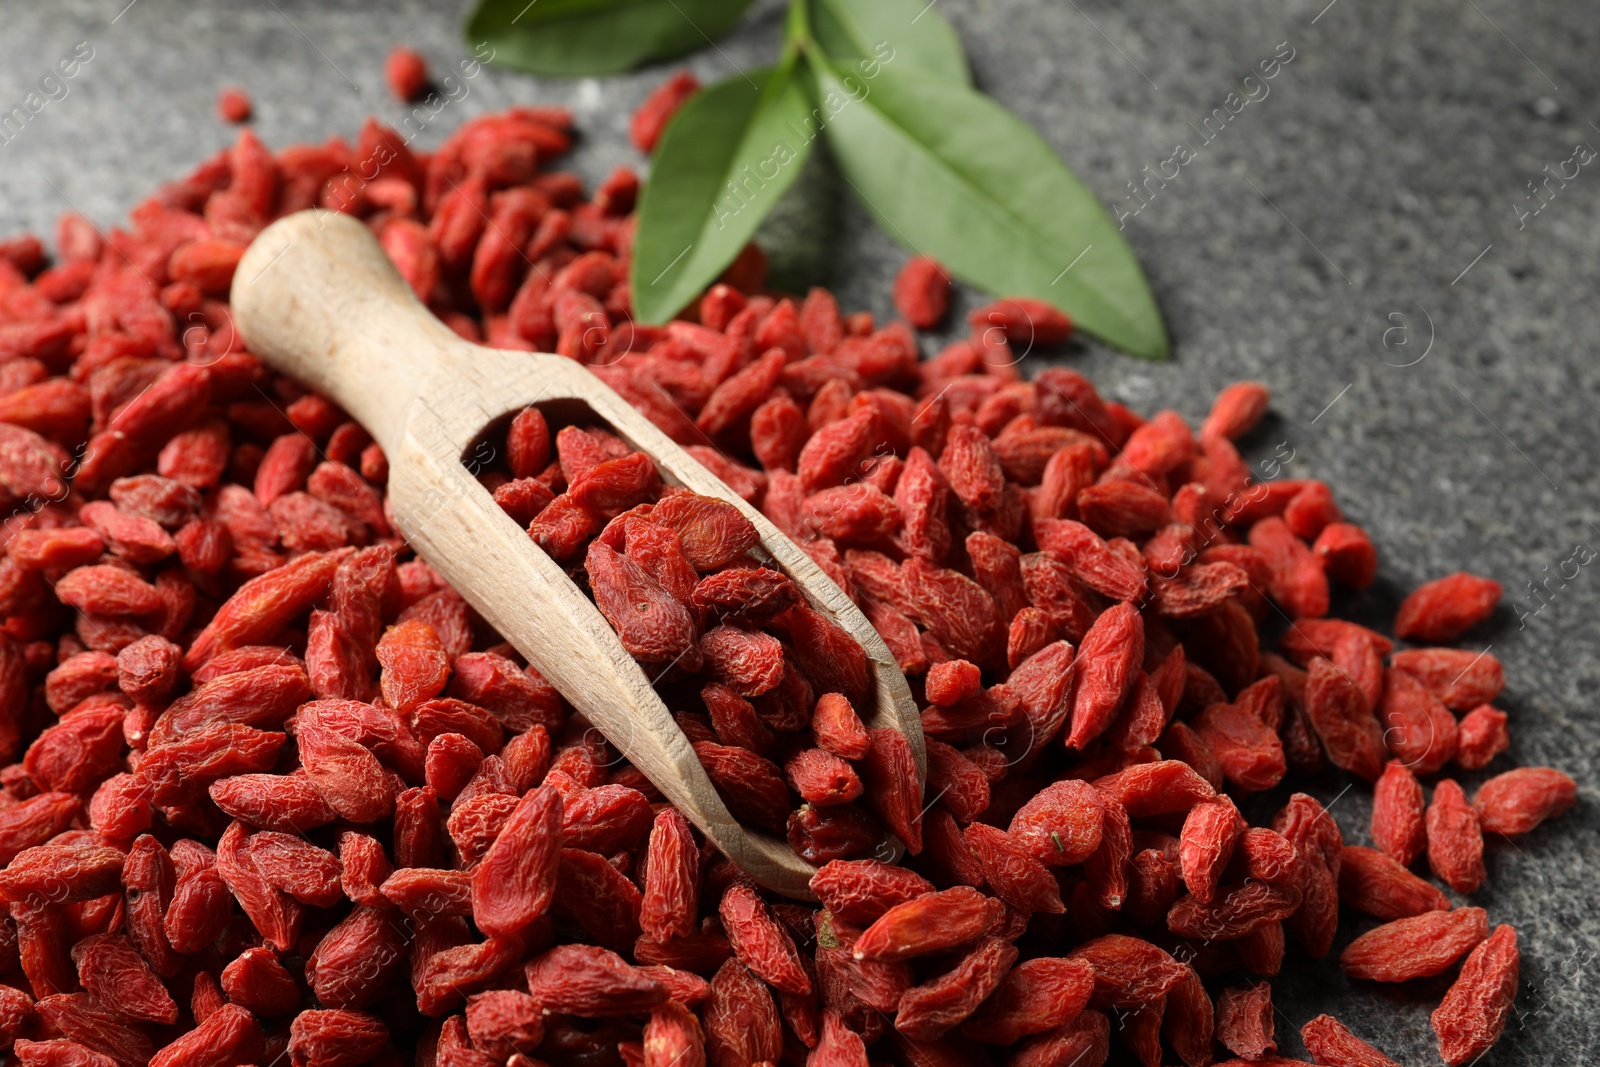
230;210;924;898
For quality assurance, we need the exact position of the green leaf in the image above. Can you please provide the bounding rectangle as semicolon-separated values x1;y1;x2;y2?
630;63;817;324
467;0;754;77
808;0;968;84
806;56;1168;359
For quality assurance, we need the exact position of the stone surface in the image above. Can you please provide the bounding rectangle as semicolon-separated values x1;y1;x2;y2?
0;0;1596;1062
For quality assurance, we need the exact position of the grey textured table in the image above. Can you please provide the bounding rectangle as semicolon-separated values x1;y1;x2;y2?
1;1;1596;1063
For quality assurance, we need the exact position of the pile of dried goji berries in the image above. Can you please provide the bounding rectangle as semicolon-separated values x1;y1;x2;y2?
0;73;1577;1067
486;413;920;855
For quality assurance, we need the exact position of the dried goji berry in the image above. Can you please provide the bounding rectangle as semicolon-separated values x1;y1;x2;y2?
526;943;667;1017
150;1004;262;1067
1337;845;1449;919
903;557;1005;670
1167;877;1302;941
719;882;810;995
1340;906;1488;982
1432;923;1519;1065
1394;571;1501;643
963;823;1063;916
852;886;993;963
1473;766;1576;835
1304;657;1386;781
306;907;408;1008
288;1008;387;1067
1273;792;1342;959
1371;759;1426;867
1215;981;1275;1060
1178;795;1244;904
384;45;429;103
472;785;561;937
1454;704;1510;770
1067;602;1143;750
1092;760;1215;818
216;86;252;123
1008;779;1104;866
701;956;780;1067
892;256;950;329
649;492;759;570
1067;934;1186;1009
1192;699;1286;792
894;935;1016;1041
587;541;700;666
1388;647;1504;711
1313;521;1378;589
808;860;931;926
631;71;700;154
1201;381;1270;442
70;933;177;1024
784;748;861;807
1301;1014;1402;1067
1426;778;1485;893
694;741;791;833
811;692;870;761
858;727;922;854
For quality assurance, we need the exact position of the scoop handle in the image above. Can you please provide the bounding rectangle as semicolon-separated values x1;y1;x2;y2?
232;210;499;453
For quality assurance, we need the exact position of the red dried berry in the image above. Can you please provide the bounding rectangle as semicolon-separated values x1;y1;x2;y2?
1454;704;1510;770
1304;657;1386;781
853;886;993;963
1341;906;1488;982
1473;766;1576;835
640;808;700;942
968;298;1072;347
587;541;700;666
1216;981;1276;1060
1066;934;1186;1009
1201;381;1270;441
649;492;759;570
526;943;668;1017
811;692;870;761
1426;778;1485;893
1178;795;1245;904
1192;698;1287;792
1432;923;1519;1065
1377;667;1458;775
631;70;701;153
1273;792;1342;959
895;935;1017;1041
1370;759;1426;867
1388;647;1504;711
964;822;1064;916
217;87;252;123
472;785;561;937
1168;877;1303;940
1248;515;1329;618
891;256;950;329
1313;521;1378;588
1067;602;1143;750
1008;779;1104;866
703;957;780;1067
1301;1014;1403;1067
1395;571;1501;642
1337;845;1449;920
719;882;810;995
385;46;430;102
288;1008;387;1067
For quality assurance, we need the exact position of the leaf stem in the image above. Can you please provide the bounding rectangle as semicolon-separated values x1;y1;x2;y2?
784;0;812;53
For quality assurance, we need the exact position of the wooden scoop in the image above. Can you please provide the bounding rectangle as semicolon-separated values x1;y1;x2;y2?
230;210;924;899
